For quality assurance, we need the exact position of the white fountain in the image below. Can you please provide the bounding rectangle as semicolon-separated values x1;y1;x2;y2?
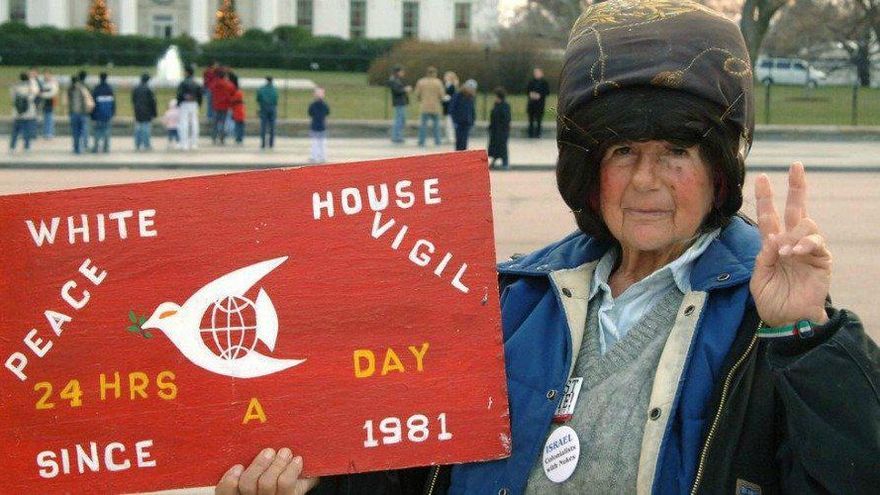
155;45;184;85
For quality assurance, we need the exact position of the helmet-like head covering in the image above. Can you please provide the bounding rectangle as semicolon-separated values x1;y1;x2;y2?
558;0;754;158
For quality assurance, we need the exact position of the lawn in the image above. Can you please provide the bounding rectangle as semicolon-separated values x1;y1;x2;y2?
1;65;876;125
755;84;880;126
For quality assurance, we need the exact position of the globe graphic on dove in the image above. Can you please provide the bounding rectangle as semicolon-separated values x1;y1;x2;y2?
200;295;259;360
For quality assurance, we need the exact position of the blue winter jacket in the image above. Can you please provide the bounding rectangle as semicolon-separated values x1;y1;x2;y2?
448;93;475;128
449;216;762;494
91;82;116;122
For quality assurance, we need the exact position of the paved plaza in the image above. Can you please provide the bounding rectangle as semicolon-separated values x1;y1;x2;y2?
4;135;880;171
2;144;878;341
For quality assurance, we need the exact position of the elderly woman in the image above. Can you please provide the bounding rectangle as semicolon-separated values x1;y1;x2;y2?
216;2;879;494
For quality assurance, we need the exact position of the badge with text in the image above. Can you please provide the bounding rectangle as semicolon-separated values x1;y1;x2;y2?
0;151;511;494
543;426;580;483
553;377;584;423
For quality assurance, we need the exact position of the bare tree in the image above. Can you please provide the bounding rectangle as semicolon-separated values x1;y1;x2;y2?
509;0;788;65
739;0;791;65
764;0;878;86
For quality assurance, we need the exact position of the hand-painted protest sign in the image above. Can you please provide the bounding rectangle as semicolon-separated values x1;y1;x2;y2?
0;151;510;494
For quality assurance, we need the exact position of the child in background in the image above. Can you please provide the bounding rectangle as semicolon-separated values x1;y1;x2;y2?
162;99;180;149
308;87;330;163
488;87;512;169
229;73;245;145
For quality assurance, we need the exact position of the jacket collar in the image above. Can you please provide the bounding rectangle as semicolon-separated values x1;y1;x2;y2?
498;216;761;291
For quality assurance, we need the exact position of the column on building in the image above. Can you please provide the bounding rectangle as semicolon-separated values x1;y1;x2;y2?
366;0;402;39
118;0;137;35
0;0;9;23
27;0;69;28
190;0;209;43
420;0;455;41
312;0;348;39
256;0;279;32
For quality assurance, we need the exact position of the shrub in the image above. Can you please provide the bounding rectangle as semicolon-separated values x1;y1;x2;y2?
367;37;563;94
0;22;396;73
0;22;197;66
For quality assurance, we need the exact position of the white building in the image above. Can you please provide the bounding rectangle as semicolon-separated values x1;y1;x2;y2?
0;0;500;43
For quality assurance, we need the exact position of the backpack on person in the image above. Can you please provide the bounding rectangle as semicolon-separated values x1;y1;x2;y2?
80;85;95;114
13;92;29;115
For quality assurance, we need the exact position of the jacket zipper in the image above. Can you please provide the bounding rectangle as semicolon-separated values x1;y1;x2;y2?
689;321;761;495
425;465;441;495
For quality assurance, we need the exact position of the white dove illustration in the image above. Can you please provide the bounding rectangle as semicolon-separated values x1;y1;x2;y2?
141;256;306;378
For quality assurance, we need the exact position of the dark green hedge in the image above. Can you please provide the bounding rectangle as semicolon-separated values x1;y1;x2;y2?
0;22;397;72
0;22;198;66
198;27;397;71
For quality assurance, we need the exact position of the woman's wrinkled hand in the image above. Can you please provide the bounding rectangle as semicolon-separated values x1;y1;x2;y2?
750;162;832;327
215;448;319;495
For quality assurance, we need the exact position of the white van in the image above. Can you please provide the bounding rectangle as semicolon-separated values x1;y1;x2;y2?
755;57;827;87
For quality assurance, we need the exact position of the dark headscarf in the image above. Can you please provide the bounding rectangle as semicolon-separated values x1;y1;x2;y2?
557;0;754;159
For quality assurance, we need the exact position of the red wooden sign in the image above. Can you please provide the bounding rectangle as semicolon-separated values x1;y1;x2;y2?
0;151;510;494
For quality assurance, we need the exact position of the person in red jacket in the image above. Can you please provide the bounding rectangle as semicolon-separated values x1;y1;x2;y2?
202;61;219;119
229;73;246;145
210;69;236;145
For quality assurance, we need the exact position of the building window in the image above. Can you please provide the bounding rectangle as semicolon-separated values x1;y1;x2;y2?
296;0;313;32
10;0;26;22
350;0;366;39
454;2;471;40
402;1;419;39
152;14;175;39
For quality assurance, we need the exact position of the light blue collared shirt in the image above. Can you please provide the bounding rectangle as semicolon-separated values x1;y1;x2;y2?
589;230;720;354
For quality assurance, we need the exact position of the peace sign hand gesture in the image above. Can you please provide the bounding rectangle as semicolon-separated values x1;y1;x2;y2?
750;162;832;327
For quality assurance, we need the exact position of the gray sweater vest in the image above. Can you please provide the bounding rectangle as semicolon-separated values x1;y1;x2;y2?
525;288;684;494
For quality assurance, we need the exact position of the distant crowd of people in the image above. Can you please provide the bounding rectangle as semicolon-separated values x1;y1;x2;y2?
9;62;553;169
9;62;331;163
387;65;550;169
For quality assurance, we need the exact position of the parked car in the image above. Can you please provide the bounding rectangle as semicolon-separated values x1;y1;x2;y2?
755;57;827;87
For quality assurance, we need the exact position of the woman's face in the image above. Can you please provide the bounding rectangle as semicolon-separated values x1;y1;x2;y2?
599;140;714;255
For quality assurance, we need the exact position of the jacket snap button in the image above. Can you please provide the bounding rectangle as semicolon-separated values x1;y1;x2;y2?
684;305;695;316
562;288;573;297
499;489;510;495
649;407;662;420
546;389;558;401
716;273;731;282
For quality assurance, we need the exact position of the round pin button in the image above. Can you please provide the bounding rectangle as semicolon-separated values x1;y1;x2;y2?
542;426;580;483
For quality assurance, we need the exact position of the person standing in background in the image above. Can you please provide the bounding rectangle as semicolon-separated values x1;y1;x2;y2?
442;71;459;144
40;69;59;139
257;76;279;149
526;67;550;138
132;73;157;151
229;73;246;145
388;65;411;144
89;72;115;153
67;72;93;154
162;99;180;150
308;87;330;163
9;72;39;152
76;70;90;151
176;64;202;151
488;87;511;169
414;66;445;147
203;61;219;119
448;79;477;151
210;69;236;145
